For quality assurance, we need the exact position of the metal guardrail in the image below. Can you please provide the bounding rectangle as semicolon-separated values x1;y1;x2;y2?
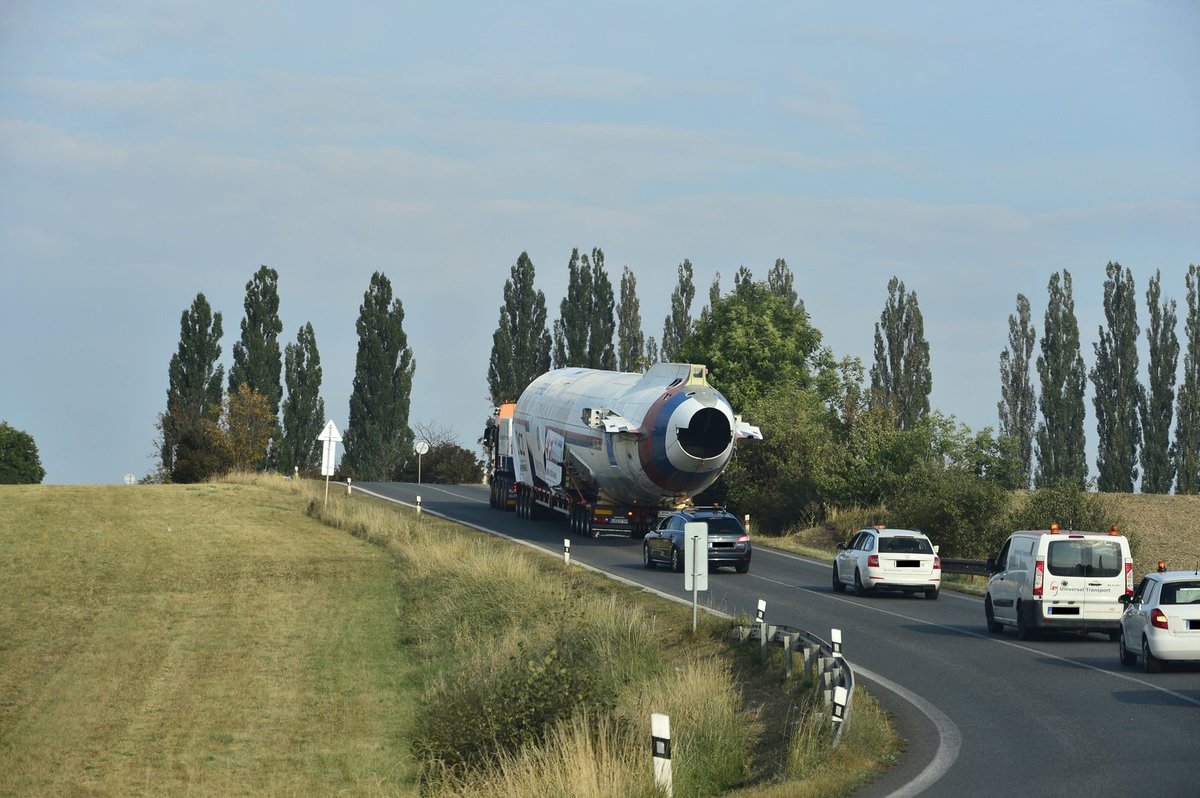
941;558;991;577
731;623;855;744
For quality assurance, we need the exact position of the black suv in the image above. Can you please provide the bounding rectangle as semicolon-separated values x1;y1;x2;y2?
642;507;751;574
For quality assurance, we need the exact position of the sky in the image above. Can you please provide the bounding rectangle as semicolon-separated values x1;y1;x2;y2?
1;1;1197;485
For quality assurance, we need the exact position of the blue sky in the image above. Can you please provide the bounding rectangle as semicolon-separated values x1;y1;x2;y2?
2;1;1197;484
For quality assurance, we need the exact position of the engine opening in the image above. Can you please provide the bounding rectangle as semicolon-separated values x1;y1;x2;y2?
677;407;732;459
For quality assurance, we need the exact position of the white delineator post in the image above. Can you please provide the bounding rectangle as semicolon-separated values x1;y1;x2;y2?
651;712;672;796
563;538;571;566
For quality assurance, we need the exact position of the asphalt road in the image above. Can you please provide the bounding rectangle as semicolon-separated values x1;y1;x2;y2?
355;481;1200;797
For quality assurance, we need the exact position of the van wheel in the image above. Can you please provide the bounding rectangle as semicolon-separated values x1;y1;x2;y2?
985;596;1004;634
1015;601;1036;640
832;565;846;593
1118;629;1136;667
1142;637;1163;673
854;569;873;597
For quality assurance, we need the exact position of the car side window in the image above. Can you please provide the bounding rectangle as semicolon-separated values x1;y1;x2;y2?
1131;577;1151;604
844;532;862;550
860;534;876;552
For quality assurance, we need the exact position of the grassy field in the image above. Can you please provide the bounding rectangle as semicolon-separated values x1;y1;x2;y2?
1;477;901;797
0;481;414;796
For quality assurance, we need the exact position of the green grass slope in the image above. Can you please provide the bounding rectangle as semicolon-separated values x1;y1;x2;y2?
0;482;415;797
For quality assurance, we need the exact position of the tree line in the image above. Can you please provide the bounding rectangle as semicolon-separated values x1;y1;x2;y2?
0;253;1156;530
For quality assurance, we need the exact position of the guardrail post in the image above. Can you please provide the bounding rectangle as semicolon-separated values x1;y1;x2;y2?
783;633;795;678
755;600;768;663
651;713;672;797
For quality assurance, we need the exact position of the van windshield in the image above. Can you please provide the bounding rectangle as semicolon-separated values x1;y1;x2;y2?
1047;539;1123;578
880;537;933;555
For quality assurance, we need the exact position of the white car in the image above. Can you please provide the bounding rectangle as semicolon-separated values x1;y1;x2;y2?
833;527;941;599
1118;568;1200;672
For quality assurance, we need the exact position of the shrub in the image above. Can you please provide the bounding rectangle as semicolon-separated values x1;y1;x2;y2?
888;465;1012;557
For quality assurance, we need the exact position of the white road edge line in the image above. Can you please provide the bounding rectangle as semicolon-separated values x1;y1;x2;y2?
852;665;962;798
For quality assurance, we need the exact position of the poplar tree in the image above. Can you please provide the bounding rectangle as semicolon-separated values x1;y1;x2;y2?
553;248;590;368
1140;270;1178;493
1174;265;1200;493
228;265;283;417
159;293;224;479
998;293;1037;488
1035;270;1088;489
586;248;616;370
228;265;283;468
767;258;801;310
1091;262;1140;492
279;322;326;476
660;259;695;362
616;265;646;371
487;252;551;405
342;272;415;481
869;276;931;430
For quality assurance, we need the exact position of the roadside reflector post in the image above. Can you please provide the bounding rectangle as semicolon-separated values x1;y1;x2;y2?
756;599;768;663
831;628;843;659
684;523;709;633
346;477;352;495
416;495;422;514
651;712;672;797
294;466;299;480
744;513;750;534
564;538;571;566
832;685;848;725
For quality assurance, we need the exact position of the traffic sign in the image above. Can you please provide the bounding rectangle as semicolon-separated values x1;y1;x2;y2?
318;420;341;477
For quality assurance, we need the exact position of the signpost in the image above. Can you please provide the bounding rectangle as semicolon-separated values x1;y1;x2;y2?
317;420;342;508
414;439;430;483
684;522;709;632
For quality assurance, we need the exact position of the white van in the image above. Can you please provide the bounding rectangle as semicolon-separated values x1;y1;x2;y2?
984;525;1132;640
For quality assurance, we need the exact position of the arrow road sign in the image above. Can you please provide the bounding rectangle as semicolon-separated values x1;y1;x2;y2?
318;420;342;477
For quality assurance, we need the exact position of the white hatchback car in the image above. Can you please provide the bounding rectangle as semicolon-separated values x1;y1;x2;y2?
1118;567;1200;672
833;527;941;599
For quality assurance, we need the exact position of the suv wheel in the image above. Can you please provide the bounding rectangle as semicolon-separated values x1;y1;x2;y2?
924;587;939;600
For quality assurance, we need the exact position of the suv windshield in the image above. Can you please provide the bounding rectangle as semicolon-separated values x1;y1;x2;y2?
1047;539;1123;578
879;536;933;554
